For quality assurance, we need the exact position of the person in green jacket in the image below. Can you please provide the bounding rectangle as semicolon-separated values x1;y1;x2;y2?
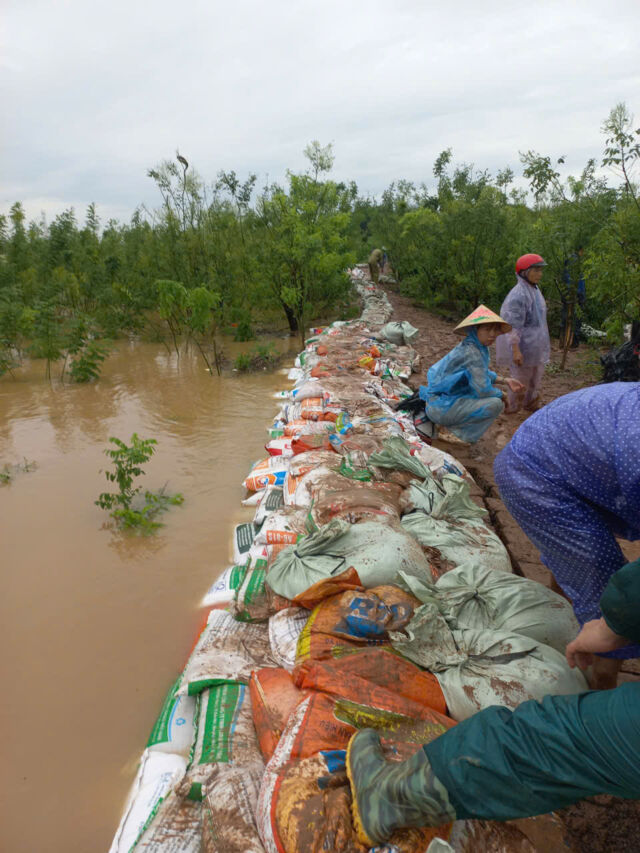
368;248;383;284
346;556;640;846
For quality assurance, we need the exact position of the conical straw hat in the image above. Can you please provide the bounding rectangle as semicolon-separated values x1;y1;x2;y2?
454;304;511;335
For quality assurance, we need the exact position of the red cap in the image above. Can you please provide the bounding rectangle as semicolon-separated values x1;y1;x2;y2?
516;253;547;274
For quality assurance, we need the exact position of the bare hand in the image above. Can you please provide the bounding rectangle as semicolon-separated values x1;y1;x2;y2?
512;349;524;366
506;378;525;394
565;618;629;670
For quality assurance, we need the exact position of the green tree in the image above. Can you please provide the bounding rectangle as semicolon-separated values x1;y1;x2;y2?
257;141;355;340
31;298;64;379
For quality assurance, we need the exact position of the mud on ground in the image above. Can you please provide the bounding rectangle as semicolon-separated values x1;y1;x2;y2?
381;285;640;853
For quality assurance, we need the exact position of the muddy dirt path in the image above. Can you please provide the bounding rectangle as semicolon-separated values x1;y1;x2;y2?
381;284;640;853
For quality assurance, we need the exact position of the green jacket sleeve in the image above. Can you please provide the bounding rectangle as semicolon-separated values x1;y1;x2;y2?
600;557;640;642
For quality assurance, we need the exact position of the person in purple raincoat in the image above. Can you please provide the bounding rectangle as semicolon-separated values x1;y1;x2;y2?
495;253;550;413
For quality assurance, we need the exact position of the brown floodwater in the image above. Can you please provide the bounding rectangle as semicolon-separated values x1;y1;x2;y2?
0;336;297;853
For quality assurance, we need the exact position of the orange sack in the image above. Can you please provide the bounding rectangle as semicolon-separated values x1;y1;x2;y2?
295;647;447;717
257;693;456;853
294;585;419;672
249;668;308;762
290;433;335;455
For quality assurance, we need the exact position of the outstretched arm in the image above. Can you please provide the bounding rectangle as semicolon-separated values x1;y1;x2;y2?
566;557;640;668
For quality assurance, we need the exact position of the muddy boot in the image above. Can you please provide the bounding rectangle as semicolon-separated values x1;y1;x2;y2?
346;729;456;847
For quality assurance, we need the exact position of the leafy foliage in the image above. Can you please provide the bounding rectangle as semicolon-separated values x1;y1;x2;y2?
96;434;183;532
233;342;279;372
69;340;110;382
1;109;639;362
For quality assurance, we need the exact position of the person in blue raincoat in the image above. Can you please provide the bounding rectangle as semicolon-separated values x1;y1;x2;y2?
419;304;525;444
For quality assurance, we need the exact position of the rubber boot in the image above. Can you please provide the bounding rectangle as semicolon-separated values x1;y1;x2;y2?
346;729;456;847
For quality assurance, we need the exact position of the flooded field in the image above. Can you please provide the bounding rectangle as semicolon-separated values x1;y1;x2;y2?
0;337;297;853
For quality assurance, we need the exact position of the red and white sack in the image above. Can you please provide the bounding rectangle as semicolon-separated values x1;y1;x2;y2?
243;457;290;492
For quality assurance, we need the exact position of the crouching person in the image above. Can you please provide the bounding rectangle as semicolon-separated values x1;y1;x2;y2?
347;557;640;845
418;305;524;444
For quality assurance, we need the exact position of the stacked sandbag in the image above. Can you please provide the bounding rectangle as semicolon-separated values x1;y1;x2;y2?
110;276;581;853
389;600;587;721
397;561;580;653
109;614;271;852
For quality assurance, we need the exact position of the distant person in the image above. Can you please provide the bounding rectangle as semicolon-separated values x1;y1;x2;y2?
368;248;383;284
416;305;524;444
381;246;389;274
495;253;550;413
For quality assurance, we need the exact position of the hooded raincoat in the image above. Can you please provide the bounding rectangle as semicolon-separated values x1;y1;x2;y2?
495;274;550;367
419;328;504;443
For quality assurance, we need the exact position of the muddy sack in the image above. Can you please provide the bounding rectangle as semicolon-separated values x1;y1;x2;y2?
180;682;262;800
250;667;308;761
178;610;277;696
290;379;323;401
266;519;431;600
401;475;512;575
232;558;271;622
253;507;307;547
268;607;310;671
295;646;447;717
328;433;384;471
401;510;511;577
287;448;339;477
232;522;266;566
390;603;588;721
201;762;266;853
256;696;454;853
398;562;579;653
379;320;419;346
309;480;405;526
294;586;418;671
404;471;485;520
410;441;470;481
368;435;432;480
128;793;202;853
282;419;336;436
265;437;293;457
290;566;364;610
108;750;187;853
290;432;335;454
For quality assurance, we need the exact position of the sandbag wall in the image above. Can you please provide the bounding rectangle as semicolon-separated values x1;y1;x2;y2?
110;275;586;853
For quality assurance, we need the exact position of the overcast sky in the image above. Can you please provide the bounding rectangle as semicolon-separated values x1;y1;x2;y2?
2;0;639;226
